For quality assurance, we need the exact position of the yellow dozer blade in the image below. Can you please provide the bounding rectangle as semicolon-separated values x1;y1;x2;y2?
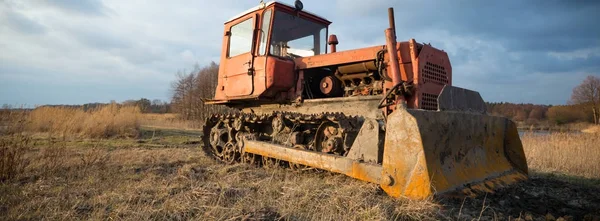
380;107;528;199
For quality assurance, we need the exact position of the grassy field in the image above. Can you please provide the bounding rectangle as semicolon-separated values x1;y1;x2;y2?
140;113;200;131
1;110;599;220
522;132;600;179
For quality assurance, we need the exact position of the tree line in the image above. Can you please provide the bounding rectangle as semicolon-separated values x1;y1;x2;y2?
10;99;172;114
5;60;596;127
169;62;235;121
488;75;600;125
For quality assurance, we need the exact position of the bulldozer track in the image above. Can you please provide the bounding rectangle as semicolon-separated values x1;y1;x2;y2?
201;111;362;168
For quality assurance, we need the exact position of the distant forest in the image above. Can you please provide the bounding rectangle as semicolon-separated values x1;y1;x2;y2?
487;102;595;125
5;64;597;127
488;75;600;125
3;99;171;114
11;101;593;125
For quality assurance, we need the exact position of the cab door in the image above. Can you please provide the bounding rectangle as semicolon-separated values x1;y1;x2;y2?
223;15;257;97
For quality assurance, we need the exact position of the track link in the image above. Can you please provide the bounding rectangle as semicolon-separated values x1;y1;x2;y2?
201;112;361;168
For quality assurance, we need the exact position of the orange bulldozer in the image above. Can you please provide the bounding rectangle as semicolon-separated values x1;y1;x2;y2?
202;1;528;199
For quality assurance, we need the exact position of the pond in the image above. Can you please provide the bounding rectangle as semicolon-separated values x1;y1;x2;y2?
518;130;581;137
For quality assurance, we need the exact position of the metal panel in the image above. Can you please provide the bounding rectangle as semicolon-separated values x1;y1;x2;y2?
437;85;487;114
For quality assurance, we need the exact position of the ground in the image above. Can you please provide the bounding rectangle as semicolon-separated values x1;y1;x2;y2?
1;127;599;221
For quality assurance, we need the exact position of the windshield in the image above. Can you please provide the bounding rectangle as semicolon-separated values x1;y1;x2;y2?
270;11;327;58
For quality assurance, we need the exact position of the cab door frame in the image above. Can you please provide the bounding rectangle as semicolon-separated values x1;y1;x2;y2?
222;13;258;97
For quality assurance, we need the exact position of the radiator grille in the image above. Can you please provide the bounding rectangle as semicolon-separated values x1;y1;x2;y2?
421;93;439;110
422;62;448;85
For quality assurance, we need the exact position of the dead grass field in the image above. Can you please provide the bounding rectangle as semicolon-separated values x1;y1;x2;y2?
0;134;441;220
522;132;600;179
1;111;599;220
26;104;141;138
140;113;200;131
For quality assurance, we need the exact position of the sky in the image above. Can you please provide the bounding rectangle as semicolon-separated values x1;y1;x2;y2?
0;0;599;106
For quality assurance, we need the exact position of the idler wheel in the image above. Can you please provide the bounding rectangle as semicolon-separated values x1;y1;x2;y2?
314;122;344;154
209;125;228;159
222;142;237;164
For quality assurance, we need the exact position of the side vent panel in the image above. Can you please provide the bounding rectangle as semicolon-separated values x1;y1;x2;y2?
421;93;439;110
422;62;449;85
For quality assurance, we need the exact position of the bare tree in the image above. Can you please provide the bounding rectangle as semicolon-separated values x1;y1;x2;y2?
171;62;235;125
570;75;600;124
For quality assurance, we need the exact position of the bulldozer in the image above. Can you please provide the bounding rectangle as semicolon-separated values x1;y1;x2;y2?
202;1;528;199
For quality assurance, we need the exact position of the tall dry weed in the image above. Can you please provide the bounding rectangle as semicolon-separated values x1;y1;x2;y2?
78;144;111;172
522;132;600;178
35;137;68;175
0;134;30;182
27;103;141;138
0;110;31;182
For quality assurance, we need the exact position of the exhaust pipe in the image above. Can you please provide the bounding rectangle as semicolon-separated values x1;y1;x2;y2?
388;8;396;39
328;34;339;53
385;8;402;86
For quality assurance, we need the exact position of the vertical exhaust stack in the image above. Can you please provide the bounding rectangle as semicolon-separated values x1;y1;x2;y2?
385;8;402;87
328;35;338;53
388;8;396;39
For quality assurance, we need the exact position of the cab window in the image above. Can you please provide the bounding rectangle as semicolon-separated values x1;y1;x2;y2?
270;11;327;58
228;18;254;57
259;10;273;55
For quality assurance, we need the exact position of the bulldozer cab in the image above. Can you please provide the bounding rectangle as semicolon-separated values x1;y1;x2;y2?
217;1;331;98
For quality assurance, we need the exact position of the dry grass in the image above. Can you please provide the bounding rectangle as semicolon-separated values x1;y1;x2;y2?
2;128;600;220
0;138;441;220
582;125;600;134
140;113;200;130
3;108;600;220
0;111;31;182
26;103;141;138
521;132;600;179
0;134;31;182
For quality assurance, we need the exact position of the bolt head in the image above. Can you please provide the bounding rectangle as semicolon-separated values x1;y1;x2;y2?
382;175;394;186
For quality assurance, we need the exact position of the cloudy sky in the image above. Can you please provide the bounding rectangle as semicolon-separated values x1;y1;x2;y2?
1;0;599;106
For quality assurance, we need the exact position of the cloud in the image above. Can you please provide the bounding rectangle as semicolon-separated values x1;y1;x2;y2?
45;0;110;16
0;4;46;34
0;0;599;105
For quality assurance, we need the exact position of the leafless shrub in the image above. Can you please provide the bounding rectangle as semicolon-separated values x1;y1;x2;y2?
0;134;30;182
37;137;68;174
79;144;111;172
0;110;31;182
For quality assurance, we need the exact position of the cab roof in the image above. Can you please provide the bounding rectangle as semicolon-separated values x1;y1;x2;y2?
225;1;331;24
